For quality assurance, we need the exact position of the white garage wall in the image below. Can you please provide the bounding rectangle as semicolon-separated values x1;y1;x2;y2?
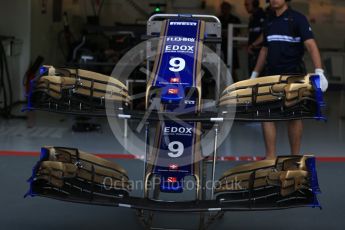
0;0;31;101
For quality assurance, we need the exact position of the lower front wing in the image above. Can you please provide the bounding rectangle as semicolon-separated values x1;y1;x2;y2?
27;182;320;213
25;147;322;213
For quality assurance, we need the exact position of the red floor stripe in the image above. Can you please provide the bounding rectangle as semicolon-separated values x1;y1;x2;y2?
0;150;344;162
316;157;345;163
0;150;39;157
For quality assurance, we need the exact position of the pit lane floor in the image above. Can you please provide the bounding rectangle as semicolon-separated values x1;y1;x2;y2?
0;91;344;229
0;157;344;230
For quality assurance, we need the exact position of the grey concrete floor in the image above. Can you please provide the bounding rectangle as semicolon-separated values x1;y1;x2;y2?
0;157;344;230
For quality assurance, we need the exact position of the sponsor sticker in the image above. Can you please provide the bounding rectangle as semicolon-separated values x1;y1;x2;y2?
169;22;197;26
164;126;193;135
165;45;194;53
166;37;195;43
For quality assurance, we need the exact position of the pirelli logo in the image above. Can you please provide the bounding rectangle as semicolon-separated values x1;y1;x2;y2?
170;22;197;26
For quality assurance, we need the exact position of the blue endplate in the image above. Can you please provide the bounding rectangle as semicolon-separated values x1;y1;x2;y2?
160;175;184;193
305;157;322;209
22;66;49;112
24;148;50;198
39;66;49;76
310;75;326;121
161;85;185;104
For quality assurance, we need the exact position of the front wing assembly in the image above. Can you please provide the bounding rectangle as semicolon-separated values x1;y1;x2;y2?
25;147;321;212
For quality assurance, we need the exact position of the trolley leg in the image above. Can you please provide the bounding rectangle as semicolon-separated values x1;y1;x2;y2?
124;80;129;137
198;158;208;230
211;124;219;200
143;122;150;197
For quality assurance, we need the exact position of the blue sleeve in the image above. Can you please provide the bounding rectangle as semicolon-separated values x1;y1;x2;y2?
298;15;314;41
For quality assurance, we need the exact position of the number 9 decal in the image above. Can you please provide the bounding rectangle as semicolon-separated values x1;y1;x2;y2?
168;141;184;158
169;57;186;72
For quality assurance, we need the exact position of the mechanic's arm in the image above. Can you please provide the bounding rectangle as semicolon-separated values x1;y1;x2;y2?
304;39;328;92
250;47;268;79
305;39;322;69
251;34;264;49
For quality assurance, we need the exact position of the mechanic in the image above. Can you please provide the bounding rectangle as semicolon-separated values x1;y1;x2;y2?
250;0;328;159
244;0;266;73
218;2;241;82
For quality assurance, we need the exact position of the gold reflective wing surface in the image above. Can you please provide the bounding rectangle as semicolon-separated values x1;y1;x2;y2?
216;155;315;197
29;66;130;114
29;146;131;199
220;75;314;108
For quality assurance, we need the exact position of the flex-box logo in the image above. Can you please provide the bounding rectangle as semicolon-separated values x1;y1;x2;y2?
166;37;196;43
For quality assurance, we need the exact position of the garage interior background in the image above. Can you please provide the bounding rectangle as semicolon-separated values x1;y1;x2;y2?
0;0;345;104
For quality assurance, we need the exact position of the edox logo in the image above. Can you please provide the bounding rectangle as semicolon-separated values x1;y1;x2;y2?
165;45;194;52
164;127;193;134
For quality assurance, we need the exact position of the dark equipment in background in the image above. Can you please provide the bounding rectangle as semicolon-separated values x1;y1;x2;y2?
0;36;30;119
23;56;44;127
53;0;63;22
54;1;164;131
59;3;146;132
57;12;76;63
0;36;26;119
0;36;13;118
67;24;146;76
126;0;150;18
